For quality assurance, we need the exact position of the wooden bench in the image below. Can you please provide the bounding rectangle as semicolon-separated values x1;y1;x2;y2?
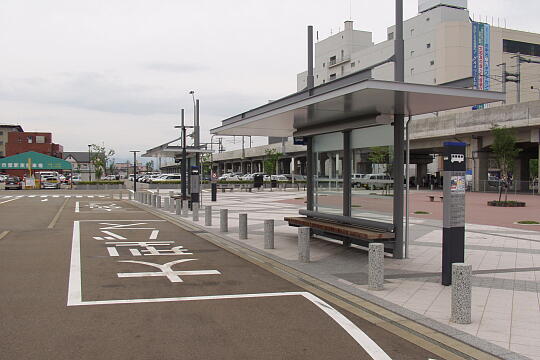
427;195;444;202
284;216;395;253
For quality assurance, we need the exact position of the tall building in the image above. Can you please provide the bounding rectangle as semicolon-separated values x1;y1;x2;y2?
6;132;63;158
297;0;540;105
0;125;24;158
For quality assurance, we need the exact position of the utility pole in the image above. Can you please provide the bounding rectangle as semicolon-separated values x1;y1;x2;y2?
130;150;140;192
517;52;521;103
174;109;189;200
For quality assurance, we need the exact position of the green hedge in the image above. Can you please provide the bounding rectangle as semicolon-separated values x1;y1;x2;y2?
77;180;124;185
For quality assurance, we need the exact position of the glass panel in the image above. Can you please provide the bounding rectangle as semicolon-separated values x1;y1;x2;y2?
313;132;344;215
351;125;394;224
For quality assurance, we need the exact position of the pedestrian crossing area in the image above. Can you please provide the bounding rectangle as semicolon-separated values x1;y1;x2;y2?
1;194;118;199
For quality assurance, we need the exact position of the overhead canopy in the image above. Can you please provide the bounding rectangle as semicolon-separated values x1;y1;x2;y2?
142;138;213;158
211;71;506;137
0;151;72;171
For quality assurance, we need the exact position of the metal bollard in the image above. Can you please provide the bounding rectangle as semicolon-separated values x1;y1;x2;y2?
205;206;212;226
164;197;169;210
128;192;132;200
368;243;384;290
152;194;157;207
192;203;199;221
220;209;228;232
181;200;189;217
119;192;122;200
298;227;310;263
239;213;247;239
175;199;181;215
156;195;161;208
264;220;274;249
451;263;472;324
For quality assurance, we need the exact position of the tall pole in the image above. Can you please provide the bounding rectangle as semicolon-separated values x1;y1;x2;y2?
130;150;139;192
307;25;314;89
181;109;187;200
501;62;507;104
87;144;92;182
393;0;405;259
516;53;521;103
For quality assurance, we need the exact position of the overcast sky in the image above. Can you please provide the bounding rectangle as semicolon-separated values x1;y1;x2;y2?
1;0;539;161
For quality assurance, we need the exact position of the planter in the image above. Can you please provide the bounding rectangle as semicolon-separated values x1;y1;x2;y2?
487;200;526;207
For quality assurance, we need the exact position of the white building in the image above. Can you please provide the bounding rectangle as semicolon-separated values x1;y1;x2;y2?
297;0;540;105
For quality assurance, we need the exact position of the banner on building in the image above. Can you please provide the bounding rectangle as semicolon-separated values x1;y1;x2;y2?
472;21;490;109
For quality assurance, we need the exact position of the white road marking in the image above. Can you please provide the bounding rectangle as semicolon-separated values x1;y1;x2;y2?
107;247;119;257
117;259;220;283
101;230;127;240
130;249;142;256
41;199;48;202
28;195;37;198
40;195;47;198
149;230;159;240
75;202;80;213
67;220;391;359
0;198;18;205
53;195;60;198
67;221;82;306
93;236;104;240
76;195;83;198
87;195;94;198
2;195;13;198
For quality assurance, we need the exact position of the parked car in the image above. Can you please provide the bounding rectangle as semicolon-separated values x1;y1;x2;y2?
0;174;7;183
351;173;365;187
4;176;23;190
150;174;181;183
360;174;393;189
71;175;81;184
41;176;61;189
218;173;240;181
271;174;288;181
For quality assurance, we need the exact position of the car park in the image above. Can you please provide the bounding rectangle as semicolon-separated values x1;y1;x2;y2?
4;176;23;190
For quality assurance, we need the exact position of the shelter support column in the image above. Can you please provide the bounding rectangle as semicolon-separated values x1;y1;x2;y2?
472;137;488;192
306;137;314;211
343;130;351;216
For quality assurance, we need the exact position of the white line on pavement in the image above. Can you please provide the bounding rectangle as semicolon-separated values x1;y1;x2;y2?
0;198;18;205
67;221;82;306
101;230;126;240
149;230;159;240
75;202;79;213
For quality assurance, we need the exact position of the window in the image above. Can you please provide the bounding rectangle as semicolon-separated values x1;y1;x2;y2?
0;131;3;136
329;73;336;80
410;68;415;76
329;56;336;66
426;17;430;21
323;62;325;68
410;28;415;37
426;43;431;49
323;80;326;84
316;74;318;78
0;151;3;157
27;136;33;143
433;78;437;84
36;136;45;143
388;32;394;40
410;50;415;57
351;62;355;68
503;39;540;57
430;60;435;66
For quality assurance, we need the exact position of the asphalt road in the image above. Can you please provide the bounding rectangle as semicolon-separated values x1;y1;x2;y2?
0;191;442;359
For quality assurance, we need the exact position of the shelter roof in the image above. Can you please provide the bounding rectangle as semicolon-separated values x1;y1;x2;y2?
211;71;505;137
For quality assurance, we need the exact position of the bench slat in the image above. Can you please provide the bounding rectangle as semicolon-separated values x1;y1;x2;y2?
284;217;394;241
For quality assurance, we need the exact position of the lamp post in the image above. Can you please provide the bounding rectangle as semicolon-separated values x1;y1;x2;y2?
87;144;92;182
130;150;140;192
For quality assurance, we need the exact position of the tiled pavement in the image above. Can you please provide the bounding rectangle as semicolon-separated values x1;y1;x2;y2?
147;188;540;360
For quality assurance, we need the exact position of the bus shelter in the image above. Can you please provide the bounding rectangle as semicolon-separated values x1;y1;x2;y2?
211;70;504;259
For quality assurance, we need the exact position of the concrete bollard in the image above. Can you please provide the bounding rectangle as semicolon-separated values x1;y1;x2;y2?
128;192;132;200
239;213;247;239
156;195;161;208
368;243;385;290
192;203;199;221
205;206;212;226
152;194;157;207
451;263;472;324
264;220;274;249
416;184;420;191
298;227;310;263
163;197;169;210
175;199;181;215
220;209;228;232
181;200;189;217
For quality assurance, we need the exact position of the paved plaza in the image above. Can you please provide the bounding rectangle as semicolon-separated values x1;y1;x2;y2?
147;188;540;360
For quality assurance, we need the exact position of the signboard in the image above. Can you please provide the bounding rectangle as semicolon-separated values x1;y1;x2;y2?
472;21;490;110
442;142;467;286
293;136;306;146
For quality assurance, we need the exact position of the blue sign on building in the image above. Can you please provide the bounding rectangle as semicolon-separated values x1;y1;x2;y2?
472;22;491;110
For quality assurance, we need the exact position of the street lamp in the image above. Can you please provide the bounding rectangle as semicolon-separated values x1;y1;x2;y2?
87;144;92;182
130;150;140;192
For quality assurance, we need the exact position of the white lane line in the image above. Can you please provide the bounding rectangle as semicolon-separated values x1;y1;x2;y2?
28;195;37;198
64;195;71;198
87;195;94;198
40;195;47;198
130;249;142;256
75;202;80;213
67;221;82;306
2;195;13;198
149;230;159;240
107;247;119;257
41;199;48;202
53;195;60;198
302;292;392;360
0;230;9;240
101;230;126;240
0;198;18;205
76;195;83;198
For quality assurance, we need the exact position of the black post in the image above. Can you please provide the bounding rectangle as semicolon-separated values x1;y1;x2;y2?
306;136;314;211
181;109;187;200
211;182;217;201
343;130;351;216
88;144;92;182
130;150;139;192
441;142;467;286
393;0;405;259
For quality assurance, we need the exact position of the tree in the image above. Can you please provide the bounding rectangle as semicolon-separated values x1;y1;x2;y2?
368;146;393;194
200;153;212;178
90;144;115;179
146;160;154;172
264;149;282;175
491;126;521;201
